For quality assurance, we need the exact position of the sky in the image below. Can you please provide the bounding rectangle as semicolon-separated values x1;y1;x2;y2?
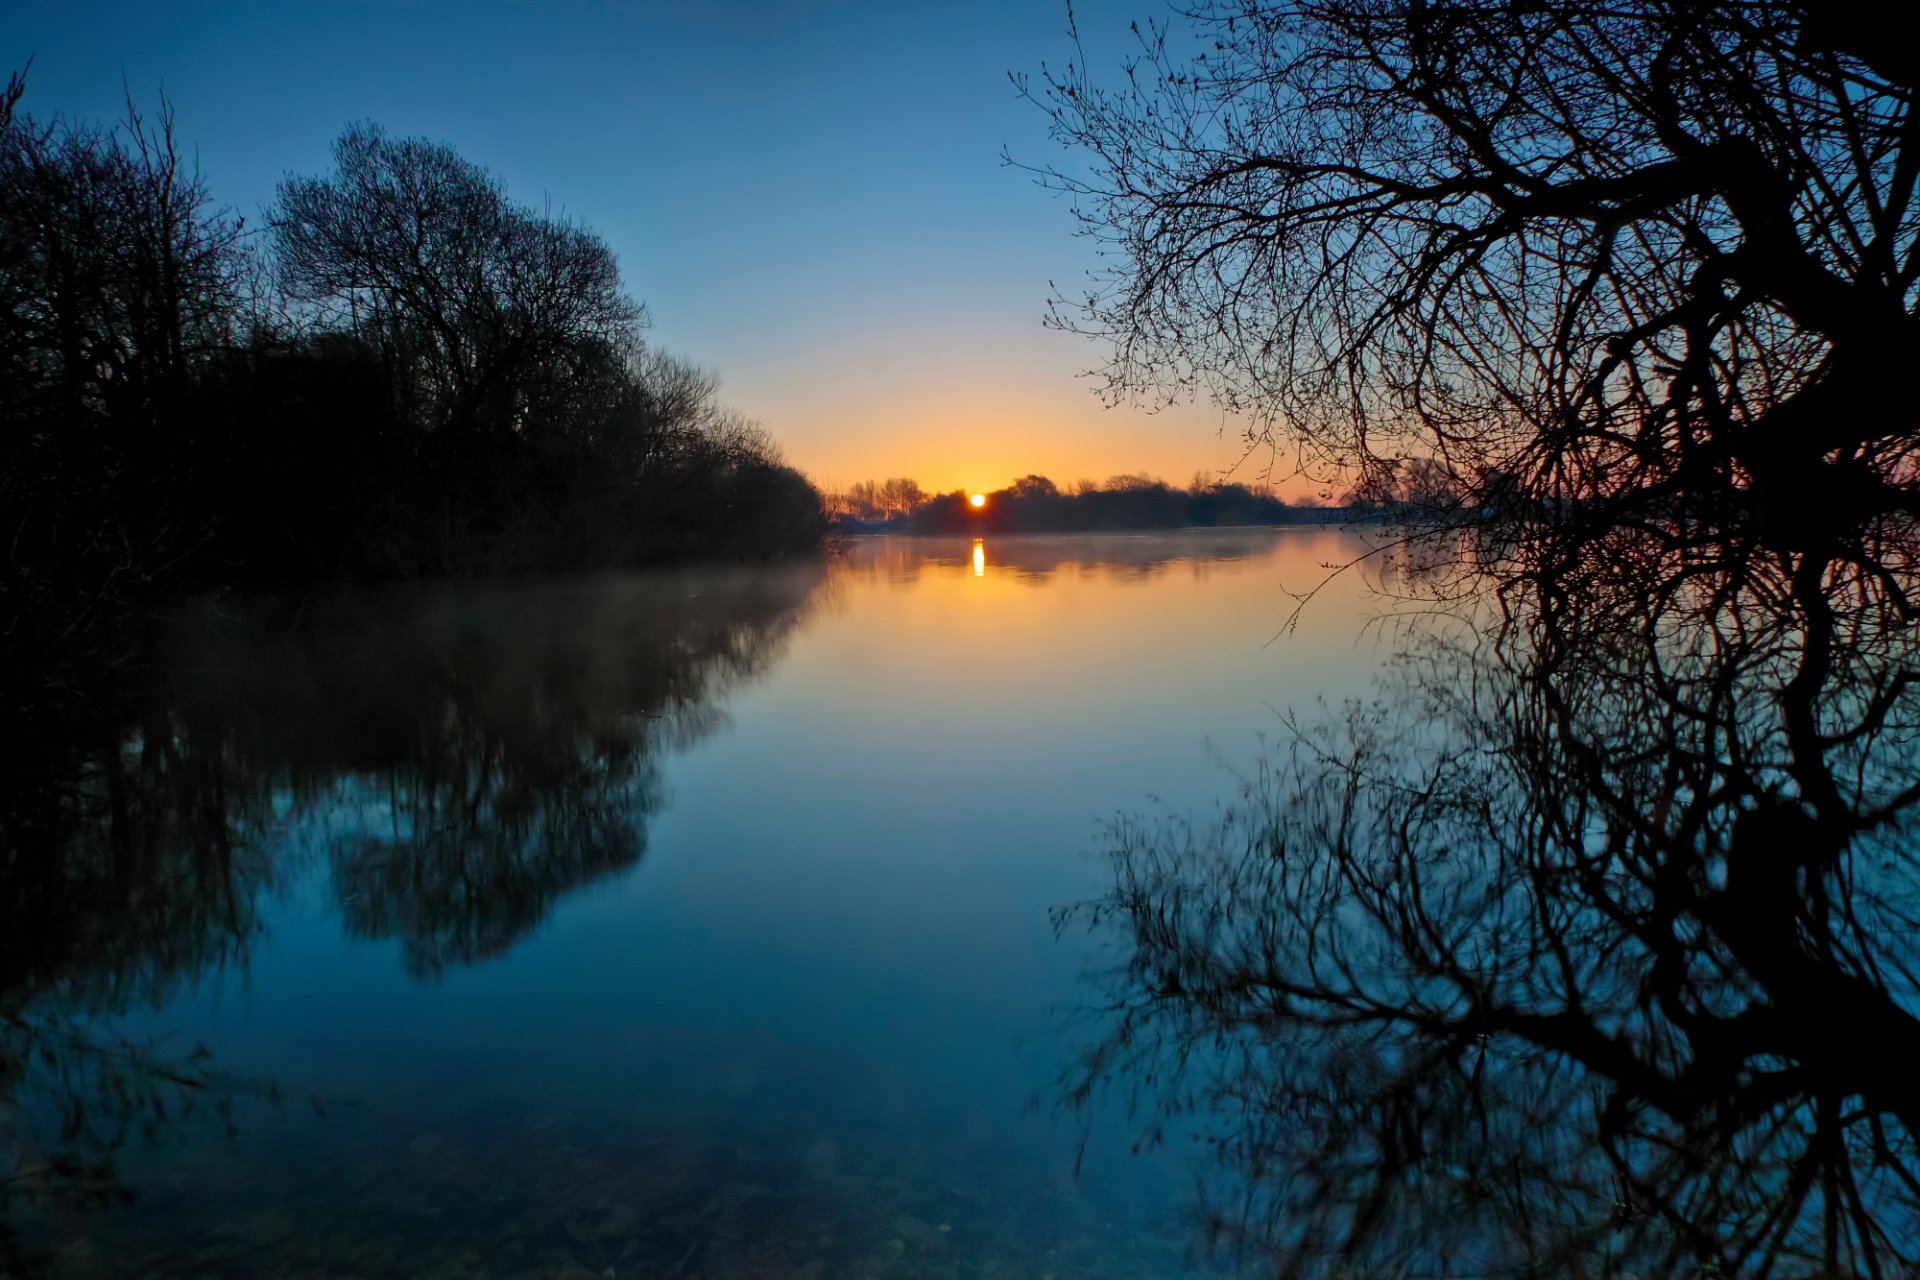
5;0;1302;499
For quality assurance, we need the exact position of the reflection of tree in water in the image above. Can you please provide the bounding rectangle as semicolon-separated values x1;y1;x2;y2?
0;661;284;1268
1063;512;1920;1276
0;562;823;1257
167;566;824;973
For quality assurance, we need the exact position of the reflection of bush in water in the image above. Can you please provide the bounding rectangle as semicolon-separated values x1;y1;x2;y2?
0;562;825;1252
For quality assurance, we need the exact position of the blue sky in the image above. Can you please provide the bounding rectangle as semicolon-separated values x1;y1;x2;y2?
7;0;1287;495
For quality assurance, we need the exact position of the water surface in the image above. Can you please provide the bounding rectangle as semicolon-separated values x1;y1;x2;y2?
9;528;1388;1278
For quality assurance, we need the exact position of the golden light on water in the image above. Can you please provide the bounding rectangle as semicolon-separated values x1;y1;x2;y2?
969;493;986;508
972;539;985;577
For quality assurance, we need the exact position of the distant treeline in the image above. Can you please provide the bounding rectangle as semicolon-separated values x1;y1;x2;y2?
828;473;1343;533
0;73;826;669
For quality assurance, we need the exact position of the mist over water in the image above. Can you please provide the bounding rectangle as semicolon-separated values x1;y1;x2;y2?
6;529;1386;1278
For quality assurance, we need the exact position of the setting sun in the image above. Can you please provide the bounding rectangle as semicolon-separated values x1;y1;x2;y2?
969;492;986;508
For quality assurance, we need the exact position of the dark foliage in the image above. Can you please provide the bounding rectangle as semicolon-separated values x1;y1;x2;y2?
0;83;826;681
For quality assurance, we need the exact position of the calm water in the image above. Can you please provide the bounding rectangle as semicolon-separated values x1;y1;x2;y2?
11;529;1390;1278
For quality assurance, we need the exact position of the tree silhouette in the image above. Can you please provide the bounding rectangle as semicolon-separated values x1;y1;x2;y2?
1022;2;1920;540
271;122;645;439
0;82;249;659
1036;35;1920;1252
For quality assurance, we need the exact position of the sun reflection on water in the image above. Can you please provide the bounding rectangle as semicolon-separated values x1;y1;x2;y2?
972;539;985;577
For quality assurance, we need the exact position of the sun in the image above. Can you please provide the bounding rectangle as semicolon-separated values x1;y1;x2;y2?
969;492;986;508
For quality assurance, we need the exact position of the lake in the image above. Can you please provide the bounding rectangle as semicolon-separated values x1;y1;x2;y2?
8;528;1392;1278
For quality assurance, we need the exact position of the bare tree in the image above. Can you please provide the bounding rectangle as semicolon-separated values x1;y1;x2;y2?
878;476;927;518
0;66;24;131
271;123;645;436
1;75;248;652
1021;3;1920;537
1035;24;1920;1263
831;477;927;521
1;85;245;441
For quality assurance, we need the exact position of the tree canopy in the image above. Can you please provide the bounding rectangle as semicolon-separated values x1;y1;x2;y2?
272;122;645;436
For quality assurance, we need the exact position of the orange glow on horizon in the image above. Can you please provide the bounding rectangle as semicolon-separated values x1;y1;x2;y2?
792;433;1329;507
721;316;1334;506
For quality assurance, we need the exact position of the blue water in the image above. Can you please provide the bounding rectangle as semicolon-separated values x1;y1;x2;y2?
22;529;1389;1278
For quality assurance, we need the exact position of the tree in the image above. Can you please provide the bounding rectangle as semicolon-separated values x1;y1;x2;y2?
1;87;245;452
1029;15;1920;1268
271;122;645;437
877;476;927;518
1;77;248;655
1023;3;1920;542
840;479;883;521
0;68;22;131
831;477;926;522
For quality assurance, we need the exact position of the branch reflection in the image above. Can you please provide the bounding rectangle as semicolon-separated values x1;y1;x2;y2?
1063;510;1920;1276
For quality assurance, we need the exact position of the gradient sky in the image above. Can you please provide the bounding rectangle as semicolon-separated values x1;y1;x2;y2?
7;0;1306;498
